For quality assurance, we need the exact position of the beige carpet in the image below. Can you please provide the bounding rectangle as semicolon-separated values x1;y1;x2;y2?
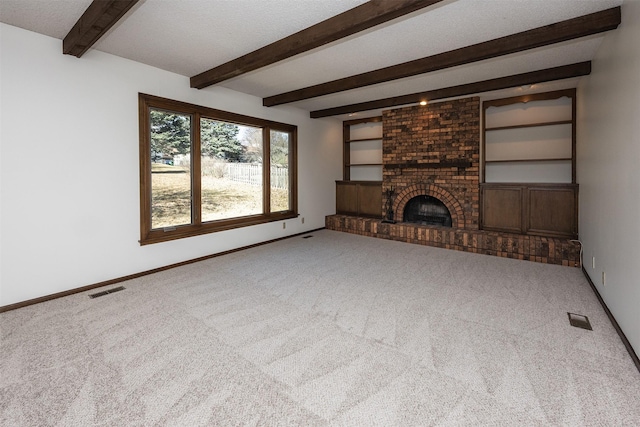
1;229;639;426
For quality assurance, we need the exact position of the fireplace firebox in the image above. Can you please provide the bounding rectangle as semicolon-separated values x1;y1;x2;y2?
403;195;452;227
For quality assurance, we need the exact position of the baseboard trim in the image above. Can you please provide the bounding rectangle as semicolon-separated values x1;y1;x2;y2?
0;228;325;313
582;267;640;373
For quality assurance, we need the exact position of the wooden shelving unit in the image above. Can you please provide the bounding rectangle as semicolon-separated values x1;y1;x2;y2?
342;117;383;181
482;89;576;184
480;89;578;238
337;116;383;218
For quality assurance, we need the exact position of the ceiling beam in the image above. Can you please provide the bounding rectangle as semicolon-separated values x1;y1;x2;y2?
310;62;591;118
265;7;620;107
190;0;443;89
63;0;140;57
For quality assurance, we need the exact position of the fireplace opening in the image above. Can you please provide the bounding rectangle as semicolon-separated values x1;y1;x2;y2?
403;195;452;227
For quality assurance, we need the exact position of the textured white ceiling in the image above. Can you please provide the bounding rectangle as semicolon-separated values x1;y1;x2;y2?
0;0;624;120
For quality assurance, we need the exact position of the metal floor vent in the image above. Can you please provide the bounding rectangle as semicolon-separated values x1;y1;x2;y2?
89;286;125;299
302;235;313;239
568;312;592;330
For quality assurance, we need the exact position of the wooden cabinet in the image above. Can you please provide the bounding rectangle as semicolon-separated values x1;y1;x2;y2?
481;90;578;238
481;183;578;238
336;181;382;218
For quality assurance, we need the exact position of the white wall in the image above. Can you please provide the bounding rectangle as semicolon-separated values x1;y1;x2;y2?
577;1;640;354
0;24;342;307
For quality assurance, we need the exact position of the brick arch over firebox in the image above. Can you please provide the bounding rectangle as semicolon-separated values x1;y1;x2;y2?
393;184;465;229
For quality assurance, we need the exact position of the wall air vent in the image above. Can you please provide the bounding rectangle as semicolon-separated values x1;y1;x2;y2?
89;286;126;299
302;235;313;239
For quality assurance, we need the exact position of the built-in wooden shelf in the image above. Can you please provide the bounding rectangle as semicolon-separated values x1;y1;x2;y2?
485;120;572;132
343;116;383;181
481;89;578;239
485;158;572;163
346;137;383;143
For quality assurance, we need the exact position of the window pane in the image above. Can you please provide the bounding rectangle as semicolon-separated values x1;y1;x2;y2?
150;110;192;229
201;119;263;222
270;130;290;212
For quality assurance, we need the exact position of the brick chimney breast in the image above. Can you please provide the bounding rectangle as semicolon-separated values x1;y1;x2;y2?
382;97;480;230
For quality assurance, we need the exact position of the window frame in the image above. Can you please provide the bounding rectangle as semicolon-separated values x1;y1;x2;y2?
139;93;298;245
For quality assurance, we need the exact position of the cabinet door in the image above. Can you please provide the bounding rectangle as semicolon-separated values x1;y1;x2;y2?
481;184;578;238
527;187;577;237
357;183;383;218
482;186;523;233
336;182;358;215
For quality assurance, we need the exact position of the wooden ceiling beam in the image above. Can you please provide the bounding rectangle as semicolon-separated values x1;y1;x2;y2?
309;62;592;118
190;0;443;89
63;0;140;57
266;7;620;107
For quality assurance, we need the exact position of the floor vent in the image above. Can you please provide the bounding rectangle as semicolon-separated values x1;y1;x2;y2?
568;312;592;330
302;235;313;239
89;286;126;299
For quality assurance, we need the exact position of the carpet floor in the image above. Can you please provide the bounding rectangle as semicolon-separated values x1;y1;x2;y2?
1;229;639;426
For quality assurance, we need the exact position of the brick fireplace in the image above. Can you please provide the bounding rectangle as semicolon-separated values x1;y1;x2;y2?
383;97;480;228
326;96;580;267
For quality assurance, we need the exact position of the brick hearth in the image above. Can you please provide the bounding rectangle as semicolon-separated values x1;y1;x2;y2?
325;215;580;267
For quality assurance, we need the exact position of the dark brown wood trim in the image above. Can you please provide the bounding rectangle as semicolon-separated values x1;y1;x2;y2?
190;0;442;89
141;212;299;246
267;7;618;106
483;88;577;108
581;267;640;374
192;116;202;224
310;62;590;118
485;120;573;131
139;93;298;130
139;95;152;240
480;183;579;189
263;128;271;215
571;93;577;184
343;122;351;181
63;0;140;57
0;228;325;314
289;128;299;214
344;116;383;126
481;96;487;186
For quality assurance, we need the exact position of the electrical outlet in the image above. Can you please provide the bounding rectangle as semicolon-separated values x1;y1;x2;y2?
282;222;286;230
592;256;596;269
602;271;606;286
301;217;305;224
